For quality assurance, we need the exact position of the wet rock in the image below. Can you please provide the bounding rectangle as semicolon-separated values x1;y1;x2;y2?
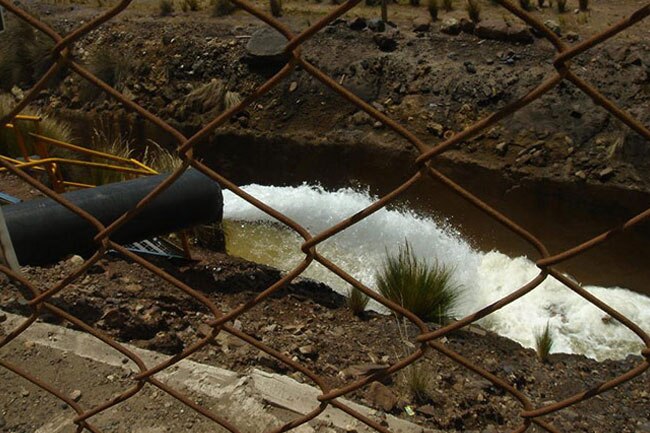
412;17;431;33
475;20;534;44
349;17;367;31
245;27;290;66
464;61;477;74
544;19;562;36
373;30;398;52
367;19;385;32
440;18;461;35
367;382;398;412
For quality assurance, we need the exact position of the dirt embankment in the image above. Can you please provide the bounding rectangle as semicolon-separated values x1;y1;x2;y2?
6;1;648;204
1;252;649;433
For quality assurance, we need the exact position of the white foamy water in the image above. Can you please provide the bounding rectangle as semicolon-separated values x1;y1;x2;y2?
223;184;650;361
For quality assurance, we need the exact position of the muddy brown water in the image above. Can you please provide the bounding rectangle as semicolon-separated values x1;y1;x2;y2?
63;112;650;296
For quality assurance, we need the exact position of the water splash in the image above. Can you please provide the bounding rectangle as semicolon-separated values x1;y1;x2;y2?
223;184;650;361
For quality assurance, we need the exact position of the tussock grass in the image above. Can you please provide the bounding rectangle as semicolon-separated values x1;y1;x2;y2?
212;0;236;17
80;47;134;101
427;0;439;21
270;0;283;17
442;0;453;11
375;241;460;324
347;287;370;316
535;322;554;362
403;364;429;402
160;0;175;15
0;18;61;92
557;0;567;12
466;0;481;23
0;95;72;158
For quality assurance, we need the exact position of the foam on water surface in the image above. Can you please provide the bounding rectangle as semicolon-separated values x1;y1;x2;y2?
223;184;650;361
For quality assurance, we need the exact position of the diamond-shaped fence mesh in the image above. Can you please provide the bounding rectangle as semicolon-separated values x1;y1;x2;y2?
0;0;649;432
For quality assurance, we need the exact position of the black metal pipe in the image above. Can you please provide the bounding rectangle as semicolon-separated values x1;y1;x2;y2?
3;169;223;265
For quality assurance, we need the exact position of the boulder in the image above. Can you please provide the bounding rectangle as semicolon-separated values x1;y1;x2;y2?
245;27;290;66
440;18;461;35
475;19;534;44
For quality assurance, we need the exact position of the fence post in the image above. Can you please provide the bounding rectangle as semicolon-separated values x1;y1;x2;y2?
0;206;20;271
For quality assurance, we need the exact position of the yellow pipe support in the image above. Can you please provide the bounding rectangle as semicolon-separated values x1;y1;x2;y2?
0;157;154;176
129;158;158;175
61;181;96;189
29;133;137;165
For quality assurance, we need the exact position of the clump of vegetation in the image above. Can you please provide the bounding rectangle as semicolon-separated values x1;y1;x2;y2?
270;0;283;17
375;242;461;324
347;287;369;316
0;18;60;92
578;0;588;11
537;0;545;7
80;46;134;101
442;0;453;11
403;364;429;403
182;0;200;11
466;0;481;23
410;0;420;6
534;322;554;362
519;0;532;10
0;95;72;158
427;0;439;21
212;0;237;17
143;140;183;173
159;0;175;15
556;0;567;12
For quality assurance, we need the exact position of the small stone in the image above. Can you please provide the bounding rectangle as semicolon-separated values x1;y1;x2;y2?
566;31;579;42
575;170;587;180
21;388;30;397
67;255;84;267
299;345;318;357
367;18;385;32
349;17;367;31
246;27;290;66
11;86;24;100
367;382;398;412
70;389;82;402
373;30;398;52
415;404;436;417
197;323;215;338
0;312;6;323
412;17;431;33
495;142;508;156
289;81;298;93
440;18;460;35
598;167;614;181
544;19;562;36
464;61;477;74
426;122;445;137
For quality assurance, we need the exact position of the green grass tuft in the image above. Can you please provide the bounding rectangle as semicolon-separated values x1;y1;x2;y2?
403;364;429;403
347;287;370;316
375;241;460;324
534;322;554;362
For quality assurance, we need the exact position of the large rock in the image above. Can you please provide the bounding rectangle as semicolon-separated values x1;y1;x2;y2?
475;19;534;44
245;26;290;66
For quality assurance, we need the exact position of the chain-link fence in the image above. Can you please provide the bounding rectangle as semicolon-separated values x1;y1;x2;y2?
0;0;649;432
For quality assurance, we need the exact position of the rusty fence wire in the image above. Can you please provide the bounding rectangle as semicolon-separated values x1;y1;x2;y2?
0;0;649;432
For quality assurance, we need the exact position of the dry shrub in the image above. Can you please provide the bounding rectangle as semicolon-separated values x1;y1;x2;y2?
347;287;369;316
